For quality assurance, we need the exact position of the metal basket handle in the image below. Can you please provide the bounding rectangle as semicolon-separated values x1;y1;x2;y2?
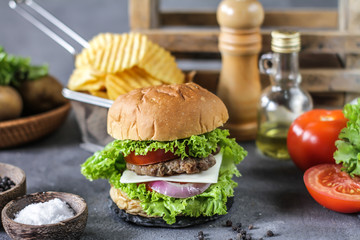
9;0;89;55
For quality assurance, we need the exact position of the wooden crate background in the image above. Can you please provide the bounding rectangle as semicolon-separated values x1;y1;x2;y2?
129;0;360;108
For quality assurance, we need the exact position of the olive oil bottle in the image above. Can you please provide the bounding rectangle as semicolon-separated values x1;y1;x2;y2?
256;30;313;160
256;122;290;159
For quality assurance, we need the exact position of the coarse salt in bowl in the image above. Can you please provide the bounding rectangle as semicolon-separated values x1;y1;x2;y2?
13;198;75;225
1;191;88;240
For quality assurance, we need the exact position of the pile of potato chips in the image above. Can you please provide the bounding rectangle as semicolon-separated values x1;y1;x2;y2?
68;33;185;100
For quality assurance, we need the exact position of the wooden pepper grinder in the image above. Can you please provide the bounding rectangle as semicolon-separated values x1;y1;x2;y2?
216;0;264;141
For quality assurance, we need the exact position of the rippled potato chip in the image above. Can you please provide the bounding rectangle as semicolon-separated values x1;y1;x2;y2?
68;67;106;92
105;67;163;100
139;40;184;84
105;74;129;100
69;32;185;100
89;90;108;99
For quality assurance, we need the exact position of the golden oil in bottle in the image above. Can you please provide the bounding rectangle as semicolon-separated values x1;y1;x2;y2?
256;30;313;160
255;122;290;160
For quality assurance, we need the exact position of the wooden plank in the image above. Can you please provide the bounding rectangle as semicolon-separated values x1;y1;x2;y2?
348;0;360;33
345;54;360;68
191;69;360;94
160;11;218;27
191;70;353;108
174;53;342;69
338;0;348;31
338;0;360;33
142;29;219;52
311;92;345;108
139;29;360;54
345;92;360;104
340;0;360;69
159;10;337;29
129;0;159;30
263;10;337;29
277;69;360;93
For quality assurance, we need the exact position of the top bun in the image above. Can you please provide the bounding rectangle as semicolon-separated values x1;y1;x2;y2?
107;82;229;141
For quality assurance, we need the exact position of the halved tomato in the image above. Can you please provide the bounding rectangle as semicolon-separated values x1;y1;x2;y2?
125;149;178;165
304;164;360;213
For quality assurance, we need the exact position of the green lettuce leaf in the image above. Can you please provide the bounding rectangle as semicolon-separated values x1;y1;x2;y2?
0;46;48;87
110;128;246;162
81;128;247;224
334;99;360;176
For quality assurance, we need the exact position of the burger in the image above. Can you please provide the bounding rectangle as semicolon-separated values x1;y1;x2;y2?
81;82;247;227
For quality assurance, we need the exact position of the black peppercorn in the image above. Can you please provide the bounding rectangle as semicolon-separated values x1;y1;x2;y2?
226;220;233;227
0;176;15;193
197;231;204;240
266;230;274;237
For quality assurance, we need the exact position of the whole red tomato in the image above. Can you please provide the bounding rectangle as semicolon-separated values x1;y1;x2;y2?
287;109;347;171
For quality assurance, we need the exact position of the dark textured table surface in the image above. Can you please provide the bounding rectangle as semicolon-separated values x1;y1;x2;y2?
1;113;360;240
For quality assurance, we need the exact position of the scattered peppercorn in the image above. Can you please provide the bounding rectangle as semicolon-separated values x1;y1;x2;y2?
248;224;254;230
239;230;247;236
0;176;16;192
266;230;274;237
197;231;204;240
232;226;238;231
226;220;233;227
236;223;242;228
237;233;242;240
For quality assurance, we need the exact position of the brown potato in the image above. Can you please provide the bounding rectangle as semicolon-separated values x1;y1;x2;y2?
0;86;23;121
18;75;68;115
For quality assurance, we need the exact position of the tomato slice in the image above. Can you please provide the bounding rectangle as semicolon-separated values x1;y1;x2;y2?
304;164;360;213
125;149;178;165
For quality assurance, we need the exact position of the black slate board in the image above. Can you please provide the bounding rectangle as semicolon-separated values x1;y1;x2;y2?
109;197;234;228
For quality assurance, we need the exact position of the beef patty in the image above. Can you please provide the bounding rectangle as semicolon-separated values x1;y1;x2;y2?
126;154;217;177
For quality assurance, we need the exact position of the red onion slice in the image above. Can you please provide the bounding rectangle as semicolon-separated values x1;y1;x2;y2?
147;181;211;198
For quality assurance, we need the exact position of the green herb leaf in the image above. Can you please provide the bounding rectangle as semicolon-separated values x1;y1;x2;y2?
0;46;48;87
334;99;360;176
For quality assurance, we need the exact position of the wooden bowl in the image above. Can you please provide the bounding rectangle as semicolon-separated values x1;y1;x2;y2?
0;163;26;226
2;191;88;240
0;102;71;149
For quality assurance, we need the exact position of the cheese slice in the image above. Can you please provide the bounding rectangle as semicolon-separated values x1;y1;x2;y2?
120;153;223;184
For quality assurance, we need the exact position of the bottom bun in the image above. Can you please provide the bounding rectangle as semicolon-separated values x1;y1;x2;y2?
108;187;233;228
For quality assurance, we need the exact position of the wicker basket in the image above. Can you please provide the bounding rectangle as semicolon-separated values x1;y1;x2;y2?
0;102;71;148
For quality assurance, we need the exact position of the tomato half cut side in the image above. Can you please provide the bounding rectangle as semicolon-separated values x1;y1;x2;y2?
304;164;360;213
125;149;178;165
